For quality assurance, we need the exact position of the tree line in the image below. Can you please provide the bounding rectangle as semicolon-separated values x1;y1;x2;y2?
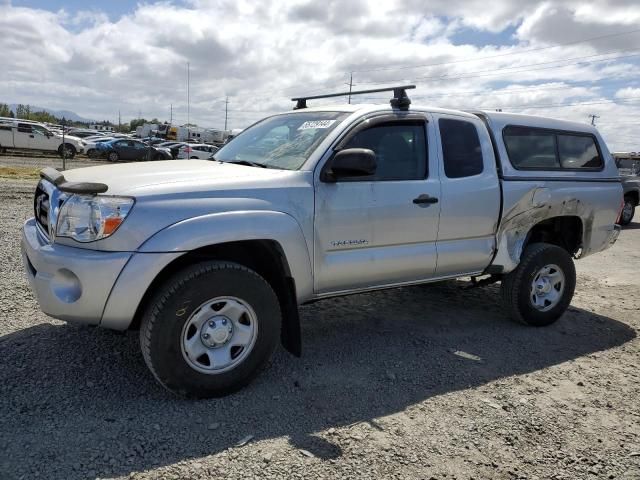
0;102;152;132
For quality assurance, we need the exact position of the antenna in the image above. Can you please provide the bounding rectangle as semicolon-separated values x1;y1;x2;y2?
589;114;600;126
292;85;416;111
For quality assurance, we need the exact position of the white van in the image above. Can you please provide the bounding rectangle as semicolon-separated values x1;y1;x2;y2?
0;118;85;158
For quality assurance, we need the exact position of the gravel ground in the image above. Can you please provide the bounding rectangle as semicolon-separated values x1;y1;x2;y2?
1;178;639;480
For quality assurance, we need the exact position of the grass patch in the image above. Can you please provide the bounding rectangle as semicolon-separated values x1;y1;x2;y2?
0;166;41;179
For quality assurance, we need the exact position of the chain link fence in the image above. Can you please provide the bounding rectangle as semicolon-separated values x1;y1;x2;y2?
0;150;111;173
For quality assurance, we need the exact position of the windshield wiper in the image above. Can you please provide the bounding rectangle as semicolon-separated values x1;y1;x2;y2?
223;160;271;169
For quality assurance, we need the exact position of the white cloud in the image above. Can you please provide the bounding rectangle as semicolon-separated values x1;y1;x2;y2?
0;0;639;151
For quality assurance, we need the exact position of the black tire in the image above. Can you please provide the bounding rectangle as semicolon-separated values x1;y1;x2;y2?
107;151;119;162
620;196;635;226
190;156;198;159
140;261;281;398
58;143;76;159
87;149;99;159
501;243;576;327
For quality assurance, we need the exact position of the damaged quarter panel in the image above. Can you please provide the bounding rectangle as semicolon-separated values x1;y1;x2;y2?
479;112;622;273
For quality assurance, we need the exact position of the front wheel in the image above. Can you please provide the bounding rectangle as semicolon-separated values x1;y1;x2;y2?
501;243;576;326
58;143;76;159
621;197;635;226
107;151;119;162
140;261;281;398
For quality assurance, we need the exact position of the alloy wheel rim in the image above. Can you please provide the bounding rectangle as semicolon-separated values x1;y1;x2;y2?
530;264;565;312
180;296;258;374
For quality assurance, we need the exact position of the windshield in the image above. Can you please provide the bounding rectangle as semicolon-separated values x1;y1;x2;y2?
214;111;348;170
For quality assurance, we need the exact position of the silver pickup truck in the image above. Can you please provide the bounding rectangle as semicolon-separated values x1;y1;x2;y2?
21;86;623;397
0;117;84;158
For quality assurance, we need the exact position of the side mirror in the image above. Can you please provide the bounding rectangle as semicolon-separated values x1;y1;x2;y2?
323;148;377;182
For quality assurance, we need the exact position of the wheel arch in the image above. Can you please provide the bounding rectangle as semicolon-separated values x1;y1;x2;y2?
522;216;583;257
492;215;584;274
625;189;639;206
128;239;303;356
103;210;313;357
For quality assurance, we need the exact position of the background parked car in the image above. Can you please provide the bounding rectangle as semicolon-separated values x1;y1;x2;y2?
84;137;115;158
177;143;219;159
157;141;187;159
141;136;165;146
67;129;107;139
616;157;640;225
97;138;171;162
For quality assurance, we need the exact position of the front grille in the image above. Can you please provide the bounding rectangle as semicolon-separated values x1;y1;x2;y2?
34;183;50;237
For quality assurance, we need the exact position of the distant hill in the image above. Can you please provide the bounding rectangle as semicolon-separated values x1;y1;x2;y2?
9;104;94;123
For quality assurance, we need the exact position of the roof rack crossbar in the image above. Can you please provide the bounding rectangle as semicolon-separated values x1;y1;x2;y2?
291;85;416;111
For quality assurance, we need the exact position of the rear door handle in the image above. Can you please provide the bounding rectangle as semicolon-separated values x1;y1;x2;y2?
413;194;439;205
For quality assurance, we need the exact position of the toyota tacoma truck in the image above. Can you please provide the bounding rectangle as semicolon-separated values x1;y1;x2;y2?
21;86;623;398
0;118;84;158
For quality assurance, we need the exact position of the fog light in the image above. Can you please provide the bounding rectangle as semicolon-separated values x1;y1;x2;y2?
50;268;82;303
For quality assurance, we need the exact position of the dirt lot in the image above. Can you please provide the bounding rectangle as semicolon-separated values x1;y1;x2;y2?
1;178;639;480
0;153;107;172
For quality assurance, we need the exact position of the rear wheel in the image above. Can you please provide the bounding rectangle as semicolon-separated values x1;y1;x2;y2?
140;261;281;398
501;243;576;326
107;151;119;162
621;196;635;225
87;149;99;159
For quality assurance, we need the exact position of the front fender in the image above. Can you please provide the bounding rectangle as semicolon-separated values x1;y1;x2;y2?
138;210;314;302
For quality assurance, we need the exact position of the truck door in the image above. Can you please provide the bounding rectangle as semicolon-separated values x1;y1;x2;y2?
432;114;501;277
313;113;441;294
15;123;33;149
30;124;54;151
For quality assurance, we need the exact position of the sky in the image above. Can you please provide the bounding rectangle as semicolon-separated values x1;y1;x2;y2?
1;0;639;151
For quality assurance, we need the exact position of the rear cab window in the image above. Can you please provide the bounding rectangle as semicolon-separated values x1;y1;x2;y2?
438;118;484;178
503;125;603;171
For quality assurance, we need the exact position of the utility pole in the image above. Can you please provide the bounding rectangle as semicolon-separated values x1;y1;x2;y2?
118;110;121;133
61;116;67;170
224;96;229;131
170;104;173;124
187;62;190;141
589;114;600;126
345;72;354;104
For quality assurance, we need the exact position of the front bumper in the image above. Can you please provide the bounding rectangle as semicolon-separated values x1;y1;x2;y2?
21;218;131;324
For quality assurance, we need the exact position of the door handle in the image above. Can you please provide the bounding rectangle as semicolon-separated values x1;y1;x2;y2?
413;194;439;205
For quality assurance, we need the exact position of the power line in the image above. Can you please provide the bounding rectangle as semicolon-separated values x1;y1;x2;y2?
353;83;605;102
357;50;640;85
351;28;640;73
477;96;640;111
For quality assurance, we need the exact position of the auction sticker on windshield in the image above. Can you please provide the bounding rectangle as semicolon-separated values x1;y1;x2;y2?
298;120;337;130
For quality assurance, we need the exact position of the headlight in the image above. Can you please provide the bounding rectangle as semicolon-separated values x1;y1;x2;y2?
56;195;134;242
